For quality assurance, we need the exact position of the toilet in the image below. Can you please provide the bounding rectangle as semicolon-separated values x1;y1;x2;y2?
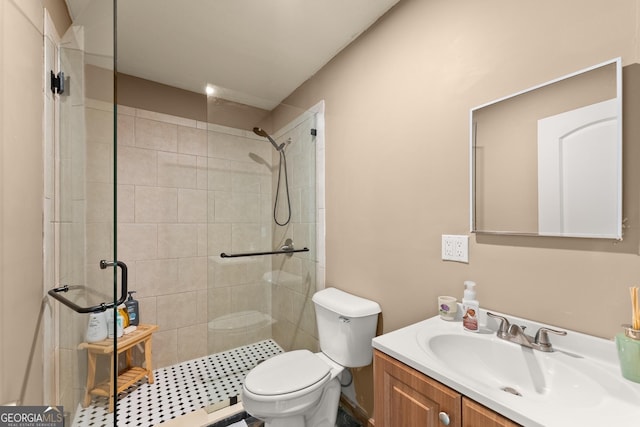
241;287;381;427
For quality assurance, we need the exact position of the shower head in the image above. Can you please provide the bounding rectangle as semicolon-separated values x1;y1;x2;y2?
253;127;284;152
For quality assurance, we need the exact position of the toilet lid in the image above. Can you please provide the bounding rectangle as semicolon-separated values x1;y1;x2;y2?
244;350;331;396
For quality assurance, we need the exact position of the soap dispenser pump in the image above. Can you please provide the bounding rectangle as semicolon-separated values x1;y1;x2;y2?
125;291;140;326
462;281;479;332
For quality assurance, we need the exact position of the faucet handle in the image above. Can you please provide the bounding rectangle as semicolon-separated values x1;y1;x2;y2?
487;312;510;338
534;327;567;350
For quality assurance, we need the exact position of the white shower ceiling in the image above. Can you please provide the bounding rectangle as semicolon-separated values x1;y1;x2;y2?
66;0;400;110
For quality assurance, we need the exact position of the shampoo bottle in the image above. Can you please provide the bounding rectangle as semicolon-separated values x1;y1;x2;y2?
125;291;140;326
462;281;479;332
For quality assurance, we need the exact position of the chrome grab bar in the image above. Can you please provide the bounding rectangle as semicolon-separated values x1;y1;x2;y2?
220;238;309;259
48;260;128;313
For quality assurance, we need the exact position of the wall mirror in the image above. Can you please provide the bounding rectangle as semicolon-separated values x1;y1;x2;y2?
470;58;622;239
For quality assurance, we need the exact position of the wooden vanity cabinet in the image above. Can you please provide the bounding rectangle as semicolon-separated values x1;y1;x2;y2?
374;350;462;427
373;350;520;427
462;398;520;427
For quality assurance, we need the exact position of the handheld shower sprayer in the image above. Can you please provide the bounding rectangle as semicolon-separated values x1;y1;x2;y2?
253;127;284;152
252;126;291;226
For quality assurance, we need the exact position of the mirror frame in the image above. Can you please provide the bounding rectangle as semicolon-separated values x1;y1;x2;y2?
470;58;622;239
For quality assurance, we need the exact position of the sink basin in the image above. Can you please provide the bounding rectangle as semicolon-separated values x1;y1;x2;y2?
418;331;605;407
373;309;640;426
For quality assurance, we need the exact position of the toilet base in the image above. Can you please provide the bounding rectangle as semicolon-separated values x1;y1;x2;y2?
259;376;341;427
264;415;304;427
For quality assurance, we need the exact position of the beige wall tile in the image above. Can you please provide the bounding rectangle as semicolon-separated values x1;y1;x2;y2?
213;191;261;223
197;223;208;256
207;287;231;319
136;259;178;297
178;256;207;291
232;223;269;253
135;117;178;152
156;292;198;330
117;223;158;261
177;323;207;361
158;224;198;258
157;152;197;189
86;107;114;145
137;296;157;326
86;142;113;184
207;223;232;256
117;146;157;186
207;158;232;192
117;113;135;146
196;289;208;324
178;125;207;156
231;283;270;314
212;259;250;287
135;186;178;223
153;329;178;369
137;109;197;128
178;189;207;223
85;222;114;264
196;156;208;190
86;182;115;223
117;184;135;223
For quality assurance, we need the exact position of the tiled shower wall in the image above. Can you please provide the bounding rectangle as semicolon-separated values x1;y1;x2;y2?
115;106;277;368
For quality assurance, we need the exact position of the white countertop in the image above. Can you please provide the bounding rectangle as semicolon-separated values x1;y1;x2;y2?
372;307;640;426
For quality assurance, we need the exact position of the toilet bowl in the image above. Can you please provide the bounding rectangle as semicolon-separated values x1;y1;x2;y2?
242;350;344;427
241;287;381;427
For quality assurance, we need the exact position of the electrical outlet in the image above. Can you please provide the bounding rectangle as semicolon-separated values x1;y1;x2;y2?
442;234;469;263
442;235;454;259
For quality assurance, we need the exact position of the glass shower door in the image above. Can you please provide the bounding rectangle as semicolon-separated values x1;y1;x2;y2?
52;1;118;424
205;97;321;411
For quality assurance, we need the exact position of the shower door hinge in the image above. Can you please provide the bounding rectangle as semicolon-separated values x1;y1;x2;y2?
50;70;65;95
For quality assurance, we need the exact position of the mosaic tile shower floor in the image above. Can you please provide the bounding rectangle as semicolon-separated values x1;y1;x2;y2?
72;339;283;427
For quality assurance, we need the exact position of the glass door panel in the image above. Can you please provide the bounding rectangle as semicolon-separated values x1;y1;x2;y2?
55;1;116;424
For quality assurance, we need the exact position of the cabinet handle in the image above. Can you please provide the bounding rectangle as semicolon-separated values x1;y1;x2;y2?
438;411;450;425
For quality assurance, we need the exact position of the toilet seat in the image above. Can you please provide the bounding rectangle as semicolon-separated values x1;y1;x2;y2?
244;350;331;400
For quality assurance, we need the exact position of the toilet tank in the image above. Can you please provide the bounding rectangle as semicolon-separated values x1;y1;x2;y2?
312;287;381;368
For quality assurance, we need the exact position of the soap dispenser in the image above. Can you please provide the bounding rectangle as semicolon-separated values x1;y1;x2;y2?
462;281;479;332
125;291;140;326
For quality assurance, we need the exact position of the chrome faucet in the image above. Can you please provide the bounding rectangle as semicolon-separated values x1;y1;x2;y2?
487;312;567;352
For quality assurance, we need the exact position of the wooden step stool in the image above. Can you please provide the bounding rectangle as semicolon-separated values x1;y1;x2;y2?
79;323;159;412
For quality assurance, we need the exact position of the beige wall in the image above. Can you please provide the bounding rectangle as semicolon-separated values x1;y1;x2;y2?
1;0;70;407
118;73;271;130
1;0;45;405
275;0;640;414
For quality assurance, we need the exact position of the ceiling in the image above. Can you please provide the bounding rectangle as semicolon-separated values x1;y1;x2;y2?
66;0;400;110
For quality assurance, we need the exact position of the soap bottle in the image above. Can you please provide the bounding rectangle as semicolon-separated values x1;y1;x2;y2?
462;281;479;332
125;291;140;326
86;311;108;342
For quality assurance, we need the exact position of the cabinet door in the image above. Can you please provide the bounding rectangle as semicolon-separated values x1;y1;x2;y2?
374;350;461;427
462;397;521;427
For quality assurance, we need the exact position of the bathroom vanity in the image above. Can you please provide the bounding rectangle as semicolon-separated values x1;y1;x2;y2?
372;309;640;426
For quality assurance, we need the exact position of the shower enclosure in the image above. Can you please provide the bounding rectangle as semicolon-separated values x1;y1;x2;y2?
51;1;324;424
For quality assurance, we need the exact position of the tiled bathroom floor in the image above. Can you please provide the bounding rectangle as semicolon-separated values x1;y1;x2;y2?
71;339;283;427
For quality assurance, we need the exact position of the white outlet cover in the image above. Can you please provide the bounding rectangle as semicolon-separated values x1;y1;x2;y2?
442;234;469;263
